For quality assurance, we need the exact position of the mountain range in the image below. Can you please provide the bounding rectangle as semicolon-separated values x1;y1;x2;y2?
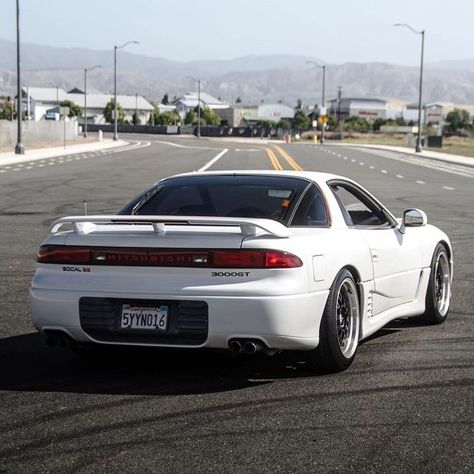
1;39;473;106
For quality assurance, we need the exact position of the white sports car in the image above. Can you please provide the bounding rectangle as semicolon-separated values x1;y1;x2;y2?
30;171;453;372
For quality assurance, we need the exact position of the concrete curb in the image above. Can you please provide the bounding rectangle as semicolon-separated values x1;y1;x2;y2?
0;139;128;167
320;142;474;169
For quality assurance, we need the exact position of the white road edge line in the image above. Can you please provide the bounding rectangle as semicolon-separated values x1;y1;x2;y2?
198;149;229;172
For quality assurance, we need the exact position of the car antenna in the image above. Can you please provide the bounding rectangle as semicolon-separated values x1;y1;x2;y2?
83;200;88;216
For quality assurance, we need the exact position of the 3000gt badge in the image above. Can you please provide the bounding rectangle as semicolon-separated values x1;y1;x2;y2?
211;271;250;277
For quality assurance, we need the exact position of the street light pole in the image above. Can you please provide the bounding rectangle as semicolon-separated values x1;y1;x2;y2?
113;40;139;141
306;61;326;144
197;79;201;138
394;23;425;153
84;65;101;138
15;0;24;154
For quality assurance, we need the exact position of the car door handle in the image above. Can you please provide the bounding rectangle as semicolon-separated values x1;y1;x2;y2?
370;249;379;262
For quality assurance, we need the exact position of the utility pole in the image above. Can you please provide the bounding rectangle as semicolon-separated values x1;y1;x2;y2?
197;79;201;138
394;23;425;153
84;65;101;138
306;61;326;144
135;93;138;125
337;86;342;127
113;40;139;141
15;0;24;154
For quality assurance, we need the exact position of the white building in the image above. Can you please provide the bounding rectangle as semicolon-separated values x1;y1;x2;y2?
173;92;229;119
21;87;154;124
217;103;294;127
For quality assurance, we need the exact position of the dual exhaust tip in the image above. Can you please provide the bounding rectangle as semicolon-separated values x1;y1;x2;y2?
228;339;263;355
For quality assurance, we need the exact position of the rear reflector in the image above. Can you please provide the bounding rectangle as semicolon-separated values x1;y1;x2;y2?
37;246;303;269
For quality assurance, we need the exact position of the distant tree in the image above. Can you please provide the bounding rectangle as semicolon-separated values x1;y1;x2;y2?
445;108;470;132
372;118;386;132
201;107;221;126
156;110;180;126
292;111;311;130
256;120;274;128
277;119;291;130
59;100;81;118
343;116;371;133
394;116;406;126
184;110;196;125
103;99;125;124
278;99;283;104
235;96;242;104
0;99;13;120
296;99;303;110
326;115;336;131
161;93;170;105
132;112;139;125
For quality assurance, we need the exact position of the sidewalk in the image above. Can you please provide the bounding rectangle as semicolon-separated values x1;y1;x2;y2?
0;138;128;167
327;142;474;168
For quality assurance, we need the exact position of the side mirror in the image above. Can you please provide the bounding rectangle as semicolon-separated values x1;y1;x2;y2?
400;208;427;233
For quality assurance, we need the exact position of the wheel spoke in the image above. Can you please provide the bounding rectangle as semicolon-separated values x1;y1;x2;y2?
335;279;359;358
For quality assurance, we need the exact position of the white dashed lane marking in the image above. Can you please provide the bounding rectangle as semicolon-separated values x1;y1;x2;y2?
396;174;404;179
369;165;375;169
443;185;455;191
381;169;388;174
359;162;364;166
416;180;426;184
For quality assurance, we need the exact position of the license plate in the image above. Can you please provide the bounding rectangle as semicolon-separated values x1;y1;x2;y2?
120;304;168;331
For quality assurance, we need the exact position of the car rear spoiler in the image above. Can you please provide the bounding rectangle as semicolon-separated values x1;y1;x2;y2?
50;215;292;238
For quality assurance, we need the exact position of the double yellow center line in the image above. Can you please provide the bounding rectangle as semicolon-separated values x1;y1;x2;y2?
264;145;303;171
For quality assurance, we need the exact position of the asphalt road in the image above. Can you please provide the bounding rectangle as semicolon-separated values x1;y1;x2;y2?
0;134;472;473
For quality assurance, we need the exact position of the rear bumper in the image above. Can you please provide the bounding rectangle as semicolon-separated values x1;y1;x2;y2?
30;288;329;351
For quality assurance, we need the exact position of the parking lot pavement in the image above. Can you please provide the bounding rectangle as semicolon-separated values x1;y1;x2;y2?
0;135;472;472
0;138;132;167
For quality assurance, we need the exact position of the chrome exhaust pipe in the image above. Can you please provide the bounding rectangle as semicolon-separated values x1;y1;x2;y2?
243;341;262;354
229;340;242;354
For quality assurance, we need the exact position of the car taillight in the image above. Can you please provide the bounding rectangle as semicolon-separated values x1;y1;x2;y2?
37;246;302;269
37;246;91;264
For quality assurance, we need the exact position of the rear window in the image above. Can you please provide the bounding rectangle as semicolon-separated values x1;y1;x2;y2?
121;175;309;225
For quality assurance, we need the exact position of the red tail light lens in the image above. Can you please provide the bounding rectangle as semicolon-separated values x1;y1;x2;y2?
265;251;302;268
37;246;302;269
213;250;266;267
38;246;91;264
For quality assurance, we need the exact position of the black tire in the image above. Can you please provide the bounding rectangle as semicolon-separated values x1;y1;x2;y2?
418;243;451;325
307;269;360;372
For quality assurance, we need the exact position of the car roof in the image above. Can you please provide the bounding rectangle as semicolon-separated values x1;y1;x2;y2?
163;170;344;187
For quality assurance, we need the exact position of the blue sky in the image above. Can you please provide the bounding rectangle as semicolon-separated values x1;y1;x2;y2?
1;0;473;65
